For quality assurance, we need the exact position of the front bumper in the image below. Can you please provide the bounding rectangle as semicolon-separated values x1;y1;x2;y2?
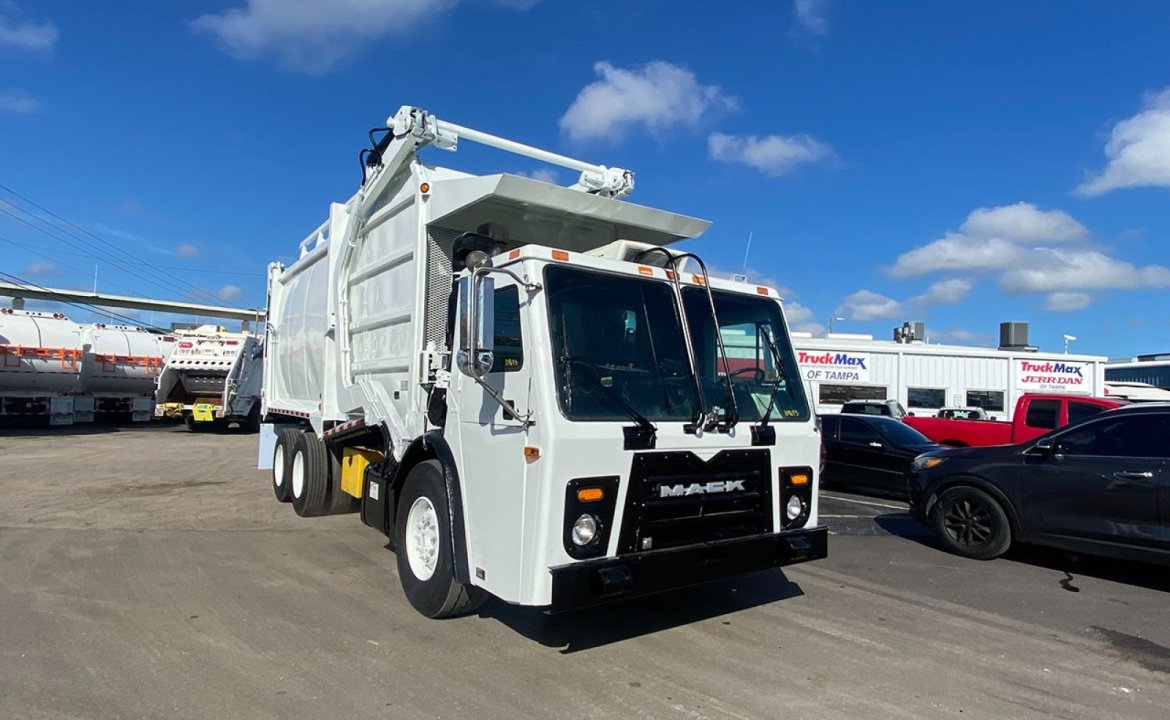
548;526;828;612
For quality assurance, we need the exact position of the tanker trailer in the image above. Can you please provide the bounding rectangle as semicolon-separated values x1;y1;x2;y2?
0;308;84;425
74;323;170;423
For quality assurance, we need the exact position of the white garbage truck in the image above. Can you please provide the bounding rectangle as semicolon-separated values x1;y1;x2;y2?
155;325;264;431
261;105;827;618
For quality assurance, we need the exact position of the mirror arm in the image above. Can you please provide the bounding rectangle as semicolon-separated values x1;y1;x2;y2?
473;265;541;292
468;374;534;428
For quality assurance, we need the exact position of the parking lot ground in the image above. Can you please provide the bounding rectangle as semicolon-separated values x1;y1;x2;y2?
2;424;1169;719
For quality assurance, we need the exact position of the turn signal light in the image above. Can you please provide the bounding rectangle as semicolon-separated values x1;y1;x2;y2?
419;182;430;193
524;446;540;462
577;487;605;503
789;472;810;487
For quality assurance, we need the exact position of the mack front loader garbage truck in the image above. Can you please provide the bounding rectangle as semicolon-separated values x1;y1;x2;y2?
261;105;827;618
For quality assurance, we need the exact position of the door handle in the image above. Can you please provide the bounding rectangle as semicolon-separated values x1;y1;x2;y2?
868;442;883;448
1113;471;1154;481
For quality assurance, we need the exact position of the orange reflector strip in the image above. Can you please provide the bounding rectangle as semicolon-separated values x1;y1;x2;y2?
524;446;540;462
419;182;430;193
692;274;706;285
637;266;653;276
509;249;521;260
756;286;769;295
789;473;810;487
551;250;569;261
577;487;604;502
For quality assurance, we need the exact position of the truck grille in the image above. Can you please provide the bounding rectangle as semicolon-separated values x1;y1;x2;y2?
617;449;773;554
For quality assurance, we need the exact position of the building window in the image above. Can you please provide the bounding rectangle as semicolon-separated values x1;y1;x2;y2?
965;390;1005;412
819;384;887;404
907;387;946;409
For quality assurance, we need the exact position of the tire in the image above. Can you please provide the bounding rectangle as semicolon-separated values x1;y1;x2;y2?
184;415;210;433
272;428;299;503
394;460;486;618
290;431;331;517
932;486;1012;560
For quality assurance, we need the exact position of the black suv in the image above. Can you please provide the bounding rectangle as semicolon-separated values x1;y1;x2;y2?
909;403;1170;564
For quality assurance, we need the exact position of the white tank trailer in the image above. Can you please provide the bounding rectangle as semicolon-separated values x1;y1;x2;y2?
155;325;264;432
260;105;826;619
0;308;173;425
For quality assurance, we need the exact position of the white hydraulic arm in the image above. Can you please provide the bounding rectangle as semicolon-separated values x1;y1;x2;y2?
358;105;635;221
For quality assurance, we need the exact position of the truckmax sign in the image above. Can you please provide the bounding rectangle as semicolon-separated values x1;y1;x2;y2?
1016;359;1089;392
797;351;871;383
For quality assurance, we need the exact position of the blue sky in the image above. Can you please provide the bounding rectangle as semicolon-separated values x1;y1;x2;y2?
2;1;1169;357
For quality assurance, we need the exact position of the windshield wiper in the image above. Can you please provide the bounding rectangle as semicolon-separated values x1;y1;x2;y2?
750;327;790;445
562;356;657;435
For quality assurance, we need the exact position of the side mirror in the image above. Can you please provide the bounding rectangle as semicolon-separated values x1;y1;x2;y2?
456;273;495;377
1029;437;1056;456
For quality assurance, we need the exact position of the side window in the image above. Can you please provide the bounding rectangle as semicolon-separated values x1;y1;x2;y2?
1058;415;1170;458
490;286;523;373
1068;401;1106;425
1025;399;1060;430
840;418;880;445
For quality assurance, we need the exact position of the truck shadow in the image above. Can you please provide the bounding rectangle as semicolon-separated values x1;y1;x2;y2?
0;417;184;436
480;569;805;653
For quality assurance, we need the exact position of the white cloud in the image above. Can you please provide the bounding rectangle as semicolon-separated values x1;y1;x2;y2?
22;261;57;277
908;277;973;306
1000;249;1170;293
959;202;1088;243
177;243;199;259
0;6;57;51
836;289;902;321
0;90;37;113
1043;292;1091;313
891;233;1023;278
559;61;737;142
784;300;814;326
708;132;834;176
1077;87;1170;196
191;0;455;73
217;284;243;301
514;168;560;184
793;0;829;35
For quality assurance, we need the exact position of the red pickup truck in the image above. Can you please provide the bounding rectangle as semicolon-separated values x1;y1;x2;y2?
903;394;1125;447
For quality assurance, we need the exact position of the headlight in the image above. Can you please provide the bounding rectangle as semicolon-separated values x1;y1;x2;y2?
571;514;599;546
786;495;805;521
912;455;946;472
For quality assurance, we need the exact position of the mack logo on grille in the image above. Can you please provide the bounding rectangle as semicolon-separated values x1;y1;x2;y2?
658;479;747;498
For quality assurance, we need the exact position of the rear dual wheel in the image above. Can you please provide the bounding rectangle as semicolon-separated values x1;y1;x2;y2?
271;428;300;502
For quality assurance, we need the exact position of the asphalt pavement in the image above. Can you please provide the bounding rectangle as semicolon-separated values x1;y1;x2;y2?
1;423;1168;719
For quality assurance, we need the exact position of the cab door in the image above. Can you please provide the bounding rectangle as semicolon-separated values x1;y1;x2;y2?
446;278;535;601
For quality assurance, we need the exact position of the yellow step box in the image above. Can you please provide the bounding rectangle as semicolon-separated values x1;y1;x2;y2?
341;447;383;499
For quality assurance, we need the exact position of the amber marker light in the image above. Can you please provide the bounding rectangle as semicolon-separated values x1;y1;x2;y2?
551;250;570;261
577;487;605;503
524;446;541;462
419;182;430;193
789;472;811;487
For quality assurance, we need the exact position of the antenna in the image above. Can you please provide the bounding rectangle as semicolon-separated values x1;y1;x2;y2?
741;231;754;275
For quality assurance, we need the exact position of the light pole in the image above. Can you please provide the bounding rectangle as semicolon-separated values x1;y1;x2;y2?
828;316;845;334
1063;334;1077;354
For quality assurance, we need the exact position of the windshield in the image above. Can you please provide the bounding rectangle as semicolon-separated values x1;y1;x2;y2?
545;266;700;422
682;288;811;423
872;419;933;446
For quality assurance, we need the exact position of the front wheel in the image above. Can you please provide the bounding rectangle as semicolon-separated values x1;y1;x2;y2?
932;486;1011;560
394;460;486;618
